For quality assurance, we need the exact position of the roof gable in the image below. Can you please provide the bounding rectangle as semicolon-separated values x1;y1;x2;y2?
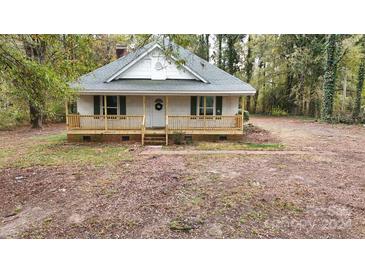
105;43;207;83
72;40;256;95
110;45;202;81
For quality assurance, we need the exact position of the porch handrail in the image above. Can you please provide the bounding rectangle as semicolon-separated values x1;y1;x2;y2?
67;114;144;130
167;115;243;130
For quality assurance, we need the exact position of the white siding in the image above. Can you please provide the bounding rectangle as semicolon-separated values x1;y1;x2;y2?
222;96;239;115
77;95;94;115
118;48;197;80
168;96;190;115
76;95;240;116
120;58;152;79
126;96;143;115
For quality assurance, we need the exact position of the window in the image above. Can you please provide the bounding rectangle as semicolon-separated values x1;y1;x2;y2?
199;96;214;115
68;102;77;114
101;96;118;115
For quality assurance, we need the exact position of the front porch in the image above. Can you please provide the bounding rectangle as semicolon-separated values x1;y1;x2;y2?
67;114;244;145
66;95;245;145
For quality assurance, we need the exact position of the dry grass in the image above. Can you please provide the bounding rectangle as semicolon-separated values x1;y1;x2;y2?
0;118;364;239
1;132;132;168
195;142;284;151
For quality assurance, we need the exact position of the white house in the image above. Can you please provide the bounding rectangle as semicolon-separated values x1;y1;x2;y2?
67;40;256;145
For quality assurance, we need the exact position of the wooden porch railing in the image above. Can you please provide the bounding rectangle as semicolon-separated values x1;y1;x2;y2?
67;115;144;130
167;115;243;131
67;115;243;132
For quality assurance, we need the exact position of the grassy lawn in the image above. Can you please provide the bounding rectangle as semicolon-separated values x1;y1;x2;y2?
1;132;132;168
0;147;15;168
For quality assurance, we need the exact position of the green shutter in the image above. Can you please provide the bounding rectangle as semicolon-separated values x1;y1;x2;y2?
93;95;100;115
190;96;197;115
119;96;126;115
216;96;222;115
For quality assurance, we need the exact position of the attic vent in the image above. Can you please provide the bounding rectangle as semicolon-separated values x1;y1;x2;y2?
200;62;205;68
155;61;163;70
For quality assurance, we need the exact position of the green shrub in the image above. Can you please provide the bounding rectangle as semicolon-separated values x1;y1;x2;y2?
271;107;288;116
327;114;365;125
243;110;250;121
0;106;28;130
172;131;185;145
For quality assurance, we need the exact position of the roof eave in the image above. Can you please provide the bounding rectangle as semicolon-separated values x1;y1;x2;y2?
75;90;256;96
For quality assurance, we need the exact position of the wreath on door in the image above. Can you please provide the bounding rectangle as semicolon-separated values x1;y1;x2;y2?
154;98;163;111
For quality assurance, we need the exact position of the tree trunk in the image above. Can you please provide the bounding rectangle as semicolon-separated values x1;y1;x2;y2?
23;36;47;128
285;71;294;112
253;90;259;114
299;73;305;115
30;103;43;128
342;67;347;112
353;60;365;120
205;34;210;62
227;36;235;74
217;34;223;69
244;35;253;112
245;97;251;112
321;34;338;121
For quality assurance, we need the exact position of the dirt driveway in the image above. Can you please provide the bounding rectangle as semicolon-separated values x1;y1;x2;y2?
0;117;364;238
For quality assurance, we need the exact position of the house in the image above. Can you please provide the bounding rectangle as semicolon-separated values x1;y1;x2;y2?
67;40;256;145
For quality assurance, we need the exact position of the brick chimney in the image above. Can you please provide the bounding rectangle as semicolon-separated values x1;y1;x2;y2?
116;44;127;59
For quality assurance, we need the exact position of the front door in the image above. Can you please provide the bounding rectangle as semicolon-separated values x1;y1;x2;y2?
146;96;165;128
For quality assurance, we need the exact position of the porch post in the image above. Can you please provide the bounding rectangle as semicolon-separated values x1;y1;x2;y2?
203;96;207;130
203;96;206;115
241;96;244;131
104;95;108;130
165;96;168;145
142;96;146;145
65;100;69;131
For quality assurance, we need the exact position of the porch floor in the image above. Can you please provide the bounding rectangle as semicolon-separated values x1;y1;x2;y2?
67;129;243;135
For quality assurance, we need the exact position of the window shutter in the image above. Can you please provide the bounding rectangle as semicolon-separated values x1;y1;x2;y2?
216;96;222;115
190;96;197;115
119;96;126;115
93;95;100;115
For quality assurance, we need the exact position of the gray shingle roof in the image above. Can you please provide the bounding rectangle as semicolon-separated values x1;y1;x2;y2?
71;40;256;95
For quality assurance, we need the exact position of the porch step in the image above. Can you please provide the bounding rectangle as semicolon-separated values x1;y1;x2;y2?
144;134;166;145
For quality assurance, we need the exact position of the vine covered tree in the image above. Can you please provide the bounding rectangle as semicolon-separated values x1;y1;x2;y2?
353;36;365;120
321;34;339;121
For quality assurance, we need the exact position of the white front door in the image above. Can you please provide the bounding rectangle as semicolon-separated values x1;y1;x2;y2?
146;96;165;128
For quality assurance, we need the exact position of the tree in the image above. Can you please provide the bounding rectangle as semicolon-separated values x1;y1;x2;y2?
244;35;254;111
216;34;223;69
0;35;71;128
353;36;365;120
224;34;245;75
195;34;210;61
0;34;124;128
322;34;339;121
353;61;364;120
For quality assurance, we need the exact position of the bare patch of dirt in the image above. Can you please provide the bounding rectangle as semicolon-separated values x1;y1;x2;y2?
0;118;364;238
